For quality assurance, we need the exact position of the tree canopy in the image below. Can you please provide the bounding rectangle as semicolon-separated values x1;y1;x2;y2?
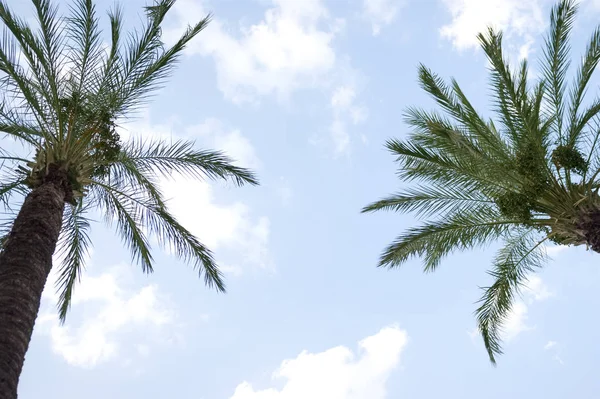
0;0;258;322
363;0;600;363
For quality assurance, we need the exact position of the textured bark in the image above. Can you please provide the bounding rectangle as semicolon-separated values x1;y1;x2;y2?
0;176;66;399
576;207;600;253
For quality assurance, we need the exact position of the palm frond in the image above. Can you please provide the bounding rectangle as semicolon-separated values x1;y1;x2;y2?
0;215;15;251
31;0;64;109
108;153;164;205
568;27;600;146
119;12;211;113
542;0;577;142
118;138;259;186
0;117;44;145
0;175;27;211
67;0;103;95
404;107;483;157
0;89;47;145
417;64;511;158
572;98;600;140
361;183;494;218
55;201;91;323
476;230;549;364
89;176;225;291
0;1;65;133
478;29;528;146
147;204;225;291
385;138;513;194
0;152;28;164
109;0;209;115
378;208;517;271
529;80;551;142
0;20;46;124
89;5;123;105
93;181;154;273
582;116;600;182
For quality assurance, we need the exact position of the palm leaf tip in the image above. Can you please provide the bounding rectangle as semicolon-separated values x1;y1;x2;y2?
199;254;226;293
478;322;500;365
138;203;227;292
384;138;403;155
185;244;226;293
475;289;505;365
225;164;259;187
361;199;387;213
200;149;259;186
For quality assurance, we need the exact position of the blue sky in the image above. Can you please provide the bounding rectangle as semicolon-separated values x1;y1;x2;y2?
11;0;600;398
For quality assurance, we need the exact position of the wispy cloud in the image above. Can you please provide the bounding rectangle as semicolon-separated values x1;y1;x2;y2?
544;340;557;350
363;0;405;36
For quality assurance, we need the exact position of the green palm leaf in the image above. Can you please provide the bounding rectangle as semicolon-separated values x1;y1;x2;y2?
55;201;91;322
543;0;577;142
119;138;259;186
476;230;549;364
377;208;517;272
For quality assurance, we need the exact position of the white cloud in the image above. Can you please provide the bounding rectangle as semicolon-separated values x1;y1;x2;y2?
363;0;404;36
120;116;261;170
166;0;366;156
523;275;554;303
161;177;272;271
37;264;175;368
167;0;338;104
184;118;262;170
501;275;553;341
518;39;535;60
229;325;408;399
544;244;569;258
439;0;546;53
502;301;531;341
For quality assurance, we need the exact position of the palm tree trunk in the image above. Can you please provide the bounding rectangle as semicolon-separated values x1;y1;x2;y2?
574;207;600;252
0;174;66;399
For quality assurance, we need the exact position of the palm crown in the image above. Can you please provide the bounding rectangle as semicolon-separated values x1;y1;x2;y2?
363;0;600;363
0;0;258;321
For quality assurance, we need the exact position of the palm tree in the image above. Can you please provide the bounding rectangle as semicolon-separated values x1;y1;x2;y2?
0;0;258;396
363;0;600;364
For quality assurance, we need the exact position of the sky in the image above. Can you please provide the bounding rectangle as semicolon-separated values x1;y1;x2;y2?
8;0;600;398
